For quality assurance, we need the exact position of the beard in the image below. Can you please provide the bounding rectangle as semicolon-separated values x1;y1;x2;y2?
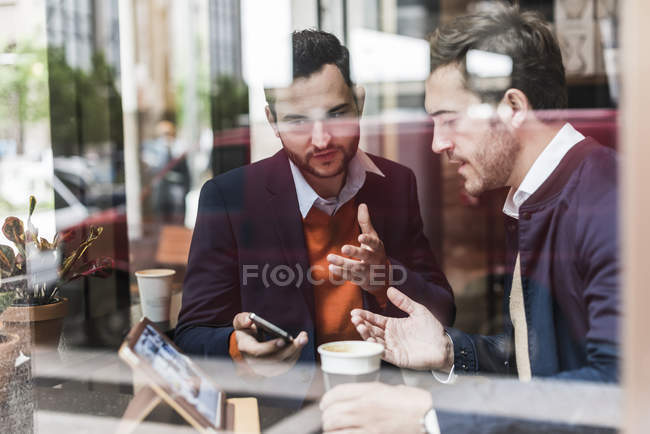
283;141;358;179
463;126;520;196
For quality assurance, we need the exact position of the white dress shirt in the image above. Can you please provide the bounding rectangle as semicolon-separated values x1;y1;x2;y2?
503;123;585;219
289;149;385;218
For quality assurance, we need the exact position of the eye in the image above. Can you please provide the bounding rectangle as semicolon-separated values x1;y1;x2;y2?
288;118;308;127
443;117;458;127
329;111;346;119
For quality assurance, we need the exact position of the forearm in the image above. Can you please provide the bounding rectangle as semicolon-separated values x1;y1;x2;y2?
174;325;234;357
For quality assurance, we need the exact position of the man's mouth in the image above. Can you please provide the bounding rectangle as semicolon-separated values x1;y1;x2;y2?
312;149;339;160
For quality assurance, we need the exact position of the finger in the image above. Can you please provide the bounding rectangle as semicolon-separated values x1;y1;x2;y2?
357;203;377;236
320;383;377;410
233;312;253;330
386;286;421;316
327;254;365;274
294;331;309;346
351;308;388;329
267;337;305;361
357;234;381;252
351;315;385;340
356;321;385;340
340;245;371;261
238;335;287;358
329;264;353;282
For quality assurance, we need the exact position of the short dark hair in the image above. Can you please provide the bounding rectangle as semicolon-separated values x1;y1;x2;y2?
266;29;354;118
429;2;567;110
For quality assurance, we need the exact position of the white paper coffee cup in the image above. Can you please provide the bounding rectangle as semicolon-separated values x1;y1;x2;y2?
318;341;384;389
135;269;176;323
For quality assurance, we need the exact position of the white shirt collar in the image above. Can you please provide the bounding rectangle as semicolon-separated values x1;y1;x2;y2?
290;149;385;218
503;123;585;219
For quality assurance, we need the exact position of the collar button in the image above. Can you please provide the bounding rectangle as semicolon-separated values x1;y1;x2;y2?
521;211;532;220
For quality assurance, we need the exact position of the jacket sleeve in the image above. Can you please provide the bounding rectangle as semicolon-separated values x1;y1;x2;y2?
174;179;241;357
557;150;619;382
445;328;513;375
386;170;456;326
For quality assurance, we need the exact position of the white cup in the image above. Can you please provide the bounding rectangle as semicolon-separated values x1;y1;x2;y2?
318;340;384;389
135;269;176;323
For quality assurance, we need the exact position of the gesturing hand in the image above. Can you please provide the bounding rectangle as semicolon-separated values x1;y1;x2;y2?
350;287;454;371
327;203;389;295
232;312;308;377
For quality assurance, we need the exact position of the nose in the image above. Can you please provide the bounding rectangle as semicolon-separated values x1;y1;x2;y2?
311;120;332;149
431;127;453;154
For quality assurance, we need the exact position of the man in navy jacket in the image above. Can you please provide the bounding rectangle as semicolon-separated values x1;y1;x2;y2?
321;3;619;433
174;30;454;377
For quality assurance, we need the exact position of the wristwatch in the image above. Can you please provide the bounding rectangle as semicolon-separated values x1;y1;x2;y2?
421;407;440;434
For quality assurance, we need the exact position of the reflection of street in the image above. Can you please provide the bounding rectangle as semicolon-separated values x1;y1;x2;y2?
134;325;219;423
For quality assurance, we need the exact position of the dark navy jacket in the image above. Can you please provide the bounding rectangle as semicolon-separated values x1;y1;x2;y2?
174;149;455;361
448;138;619;383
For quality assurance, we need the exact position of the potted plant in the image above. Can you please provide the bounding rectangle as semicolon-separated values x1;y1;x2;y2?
0;196;113;353
0;290;20;400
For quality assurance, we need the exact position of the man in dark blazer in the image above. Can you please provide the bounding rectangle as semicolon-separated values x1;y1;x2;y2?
174;30;454;377
321;3;619;433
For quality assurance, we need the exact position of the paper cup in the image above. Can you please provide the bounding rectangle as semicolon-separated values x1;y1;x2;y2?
318;341;384;389
135;269;176;323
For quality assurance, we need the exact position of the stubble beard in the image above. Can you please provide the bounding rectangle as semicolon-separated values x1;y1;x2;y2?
284;141;358;179
465;128;520;196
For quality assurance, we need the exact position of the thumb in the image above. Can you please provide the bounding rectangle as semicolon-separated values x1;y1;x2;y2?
357;203;376;235
233;312;253;330
386;287;420;316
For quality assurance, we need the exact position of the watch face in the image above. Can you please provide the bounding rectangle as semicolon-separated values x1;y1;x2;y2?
423;408;440;434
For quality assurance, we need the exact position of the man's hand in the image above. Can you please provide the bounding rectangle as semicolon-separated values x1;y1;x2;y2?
320;382;432;433
351;287;453;371
327;203;389;295
232;312;308;377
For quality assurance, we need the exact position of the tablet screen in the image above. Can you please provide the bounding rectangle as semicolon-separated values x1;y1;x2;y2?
132;323;222;426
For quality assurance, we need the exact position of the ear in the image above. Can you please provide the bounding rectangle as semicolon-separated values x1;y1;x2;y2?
265;105;281;137
354;85;366;115
497;89;531;130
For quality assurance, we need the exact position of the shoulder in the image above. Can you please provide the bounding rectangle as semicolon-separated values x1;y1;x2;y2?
572;140;618;191
200;151;283;203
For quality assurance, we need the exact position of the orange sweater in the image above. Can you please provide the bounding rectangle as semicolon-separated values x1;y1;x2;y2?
303;200;363;347
230;199;379;359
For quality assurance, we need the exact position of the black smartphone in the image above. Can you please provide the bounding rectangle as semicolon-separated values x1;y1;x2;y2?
249;313;293;343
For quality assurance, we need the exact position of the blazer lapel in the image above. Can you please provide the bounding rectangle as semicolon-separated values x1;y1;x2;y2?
265;150;315;320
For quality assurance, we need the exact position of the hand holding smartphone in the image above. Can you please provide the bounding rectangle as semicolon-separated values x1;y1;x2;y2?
249;313;293;343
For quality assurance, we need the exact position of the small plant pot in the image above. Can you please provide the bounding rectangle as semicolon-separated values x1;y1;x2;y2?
0;298;68;354
0;331;20;401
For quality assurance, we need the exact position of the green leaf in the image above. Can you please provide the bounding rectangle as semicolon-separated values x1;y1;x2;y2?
59;225;105;281
28;195;36;218
0;245;15;277
2;217;25;253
